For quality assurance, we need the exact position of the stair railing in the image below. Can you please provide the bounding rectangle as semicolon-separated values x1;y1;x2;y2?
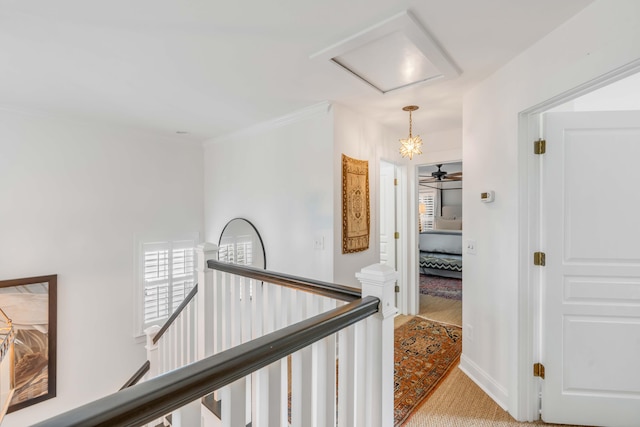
39;243;396;426
33;294;384;427
120;284;199;391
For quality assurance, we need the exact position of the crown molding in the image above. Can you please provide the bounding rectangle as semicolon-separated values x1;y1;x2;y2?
203;101;332;148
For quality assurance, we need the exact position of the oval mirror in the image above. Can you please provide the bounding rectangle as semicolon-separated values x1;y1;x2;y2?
218;218;266;269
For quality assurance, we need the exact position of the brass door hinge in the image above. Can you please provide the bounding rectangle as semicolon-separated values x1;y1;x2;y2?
534;252;546;266
534;138;546;155
394;232;400;239
533;363;545;379
394;178;398;186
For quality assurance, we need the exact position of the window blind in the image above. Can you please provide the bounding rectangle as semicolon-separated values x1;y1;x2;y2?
419;192;436;231
142;240;195;326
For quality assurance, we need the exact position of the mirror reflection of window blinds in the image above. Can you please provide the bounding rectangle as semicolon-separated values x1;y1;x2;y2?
219;235;253;266
219;235;255;300
419;193;436;231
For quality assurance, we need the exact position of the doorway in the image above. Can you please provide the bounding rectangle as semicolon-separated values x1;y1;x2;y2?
522;71;640;425
416;162;463;326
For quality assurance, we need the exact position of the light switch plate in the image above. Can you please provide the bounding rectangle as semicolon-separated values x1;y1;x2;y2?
466;239;477;255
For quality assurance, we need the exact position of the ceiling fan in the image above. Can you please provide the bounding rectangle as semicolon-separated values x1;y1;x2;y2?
419;164;462;186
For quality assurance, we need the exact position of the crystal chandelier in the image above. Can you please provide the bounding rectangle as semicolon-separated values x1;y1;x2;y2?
399;105;422;160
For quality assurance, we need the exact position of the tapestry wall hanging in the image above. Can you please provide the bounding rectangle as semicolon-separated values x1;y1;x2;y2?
342;154;370;253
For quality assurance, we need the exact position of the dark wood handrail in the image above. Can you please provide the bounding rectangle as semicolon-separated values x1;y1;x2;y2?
152;284;198;344
33;296;380;427
208;259;362;302
119;361;150;391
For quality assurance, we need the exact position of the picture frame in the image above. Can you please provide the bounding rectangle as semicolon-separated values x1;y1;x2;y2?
0;275;57;413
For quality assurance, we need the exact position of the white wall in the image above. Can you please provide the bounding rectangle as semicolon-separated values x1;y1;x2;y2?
203;102;405;291
0;109;204;425
420;128;462;165
550;71;640;112
203;103;334;281
332;104;403;288
461;0;640;418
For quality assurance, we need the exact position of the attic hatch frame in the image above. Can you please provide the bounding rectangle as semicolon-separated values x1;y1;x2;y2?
310;10;461;94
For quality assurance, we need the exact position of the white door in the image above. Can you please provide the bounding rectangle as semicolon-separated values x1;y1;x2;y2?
379;161;396;269
541;111;640;426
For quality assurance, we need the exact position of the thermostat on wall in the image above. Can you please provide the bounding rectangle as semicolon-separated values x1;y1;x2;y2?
480;191;495;203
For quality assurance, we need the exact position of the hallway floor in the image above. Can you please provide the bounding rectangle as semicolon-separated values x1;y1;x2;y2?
395;294;579;427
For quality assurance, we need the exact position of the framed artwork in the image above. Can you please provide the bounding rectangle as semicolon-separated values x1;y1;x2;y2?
342;154;370;253
0;275;57;413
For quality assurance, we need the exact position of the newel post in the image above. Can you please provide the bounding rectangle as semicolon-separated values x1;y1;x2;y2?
196;242;218;359
356;263;398;427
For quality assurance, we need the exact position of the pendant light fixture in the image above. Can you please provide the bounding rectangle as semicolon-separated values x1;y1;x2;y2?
399;105;422;160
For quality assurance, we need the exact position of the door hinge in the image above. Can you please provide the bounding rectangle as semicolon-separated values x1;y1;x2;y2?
534;138;546;155
394;178;398;186
533;363;545;379
395;284;400;293
394;232;400;239
533;252;546;266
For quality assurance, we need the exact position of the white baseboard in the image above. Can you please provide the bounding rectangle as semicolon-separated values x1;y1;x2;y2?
458;353;509;411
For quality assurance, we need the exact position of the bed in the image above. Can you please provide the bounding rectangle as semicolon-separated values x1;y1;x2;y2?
419;229;462;278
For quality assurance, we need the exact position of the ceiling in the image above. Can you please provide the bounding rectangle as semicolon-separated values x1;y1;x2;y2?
0;0;594;142
419;161;462;190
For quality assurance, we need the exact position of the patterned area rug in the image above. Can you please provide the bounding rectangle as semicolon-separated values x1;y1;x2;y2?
394;317;462;426
419;274;462;300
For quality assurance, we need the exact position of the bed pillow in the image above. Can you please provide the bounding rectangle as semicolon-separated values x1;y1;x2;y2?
441;205;462;219
435;218;462;230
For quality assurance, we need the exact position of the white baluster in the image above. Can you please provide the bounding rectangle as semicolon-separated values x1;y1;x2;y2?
221;272;231;351
213;269;223;355
354;321;366;427
255;282;269;427
322;298;338;427
144;325;161;379
338;323;355;427
171;325;176;371
273;358;288;427
241;277;251;344
196;242;218;360
251;279;263;339
185;303;194;364
230;274;239;347
220;378;246;427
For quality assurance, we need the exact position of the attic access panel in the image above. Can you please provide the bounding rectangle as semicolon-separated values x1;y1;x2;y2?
311;10;460;94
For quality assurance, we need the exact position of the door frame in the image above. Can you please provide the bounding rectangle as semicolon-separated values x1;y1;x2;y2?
379;160;397;269
379;158;411;315
412;158;462;317
516;59;640;421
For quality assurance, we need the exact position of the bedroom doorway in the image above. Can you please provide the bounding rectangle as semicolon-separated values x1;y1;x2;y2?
416;161;462;326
